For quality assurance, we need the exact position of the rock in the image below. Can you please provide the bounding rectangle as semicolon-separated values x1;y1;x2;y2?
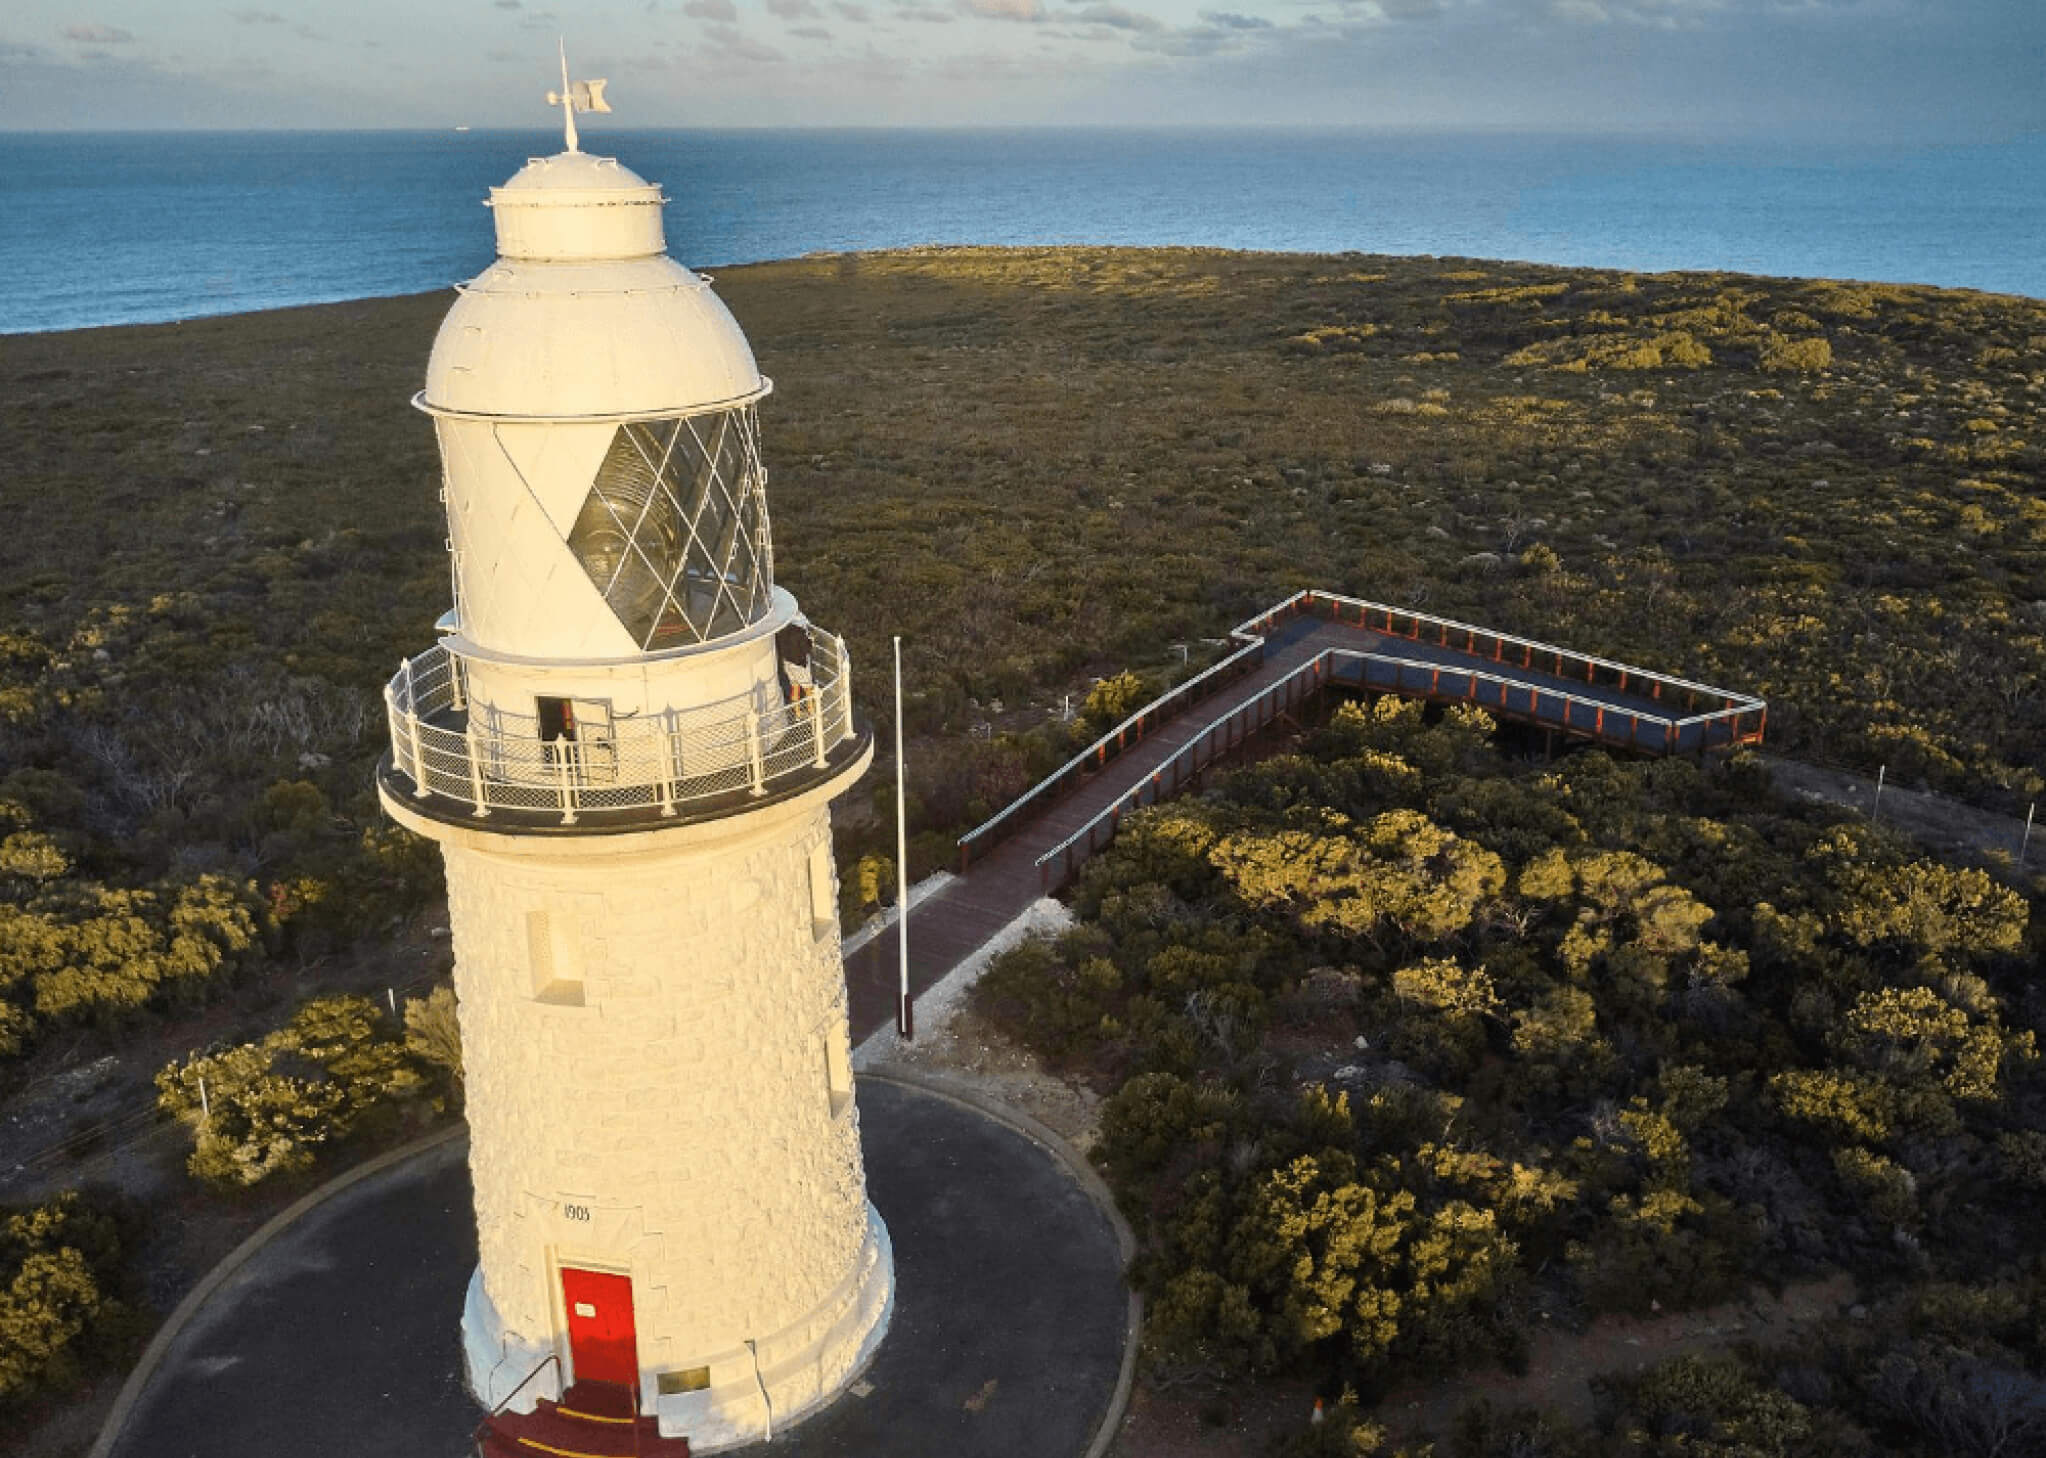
1849;1304;1868;1320
297;752;331;770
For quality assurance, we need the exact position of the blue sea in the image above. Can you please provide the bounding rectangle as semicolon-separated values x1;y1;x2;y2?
2;128;2042;334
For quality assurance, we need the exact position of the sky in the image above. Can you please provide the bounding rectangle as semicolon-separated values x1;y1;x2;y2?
1;0;2040;139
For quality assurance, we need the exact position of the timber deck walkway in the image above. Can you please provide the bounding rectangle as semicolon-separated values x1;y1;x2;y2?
844;590;1764;1040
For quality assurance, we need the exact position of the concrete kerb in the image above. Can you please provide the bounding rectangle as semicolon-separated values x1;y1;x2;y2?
87;1121;468;1458
840;869;957;961
858;1065;1142;1458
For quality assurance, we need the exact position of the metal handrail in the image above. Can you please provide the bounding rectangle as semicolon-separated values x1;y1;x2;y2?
1034;654;1328;876
1032;644;1766;883
474;1353;561;1454
960;588;1765;868
954;631;1268;861
1333;649;1761;742
385;623;857;825
1274;588;1767;714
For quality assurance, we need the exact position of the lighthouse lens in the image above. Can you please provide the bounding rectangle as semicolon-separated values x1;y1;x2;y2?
567;410;772;648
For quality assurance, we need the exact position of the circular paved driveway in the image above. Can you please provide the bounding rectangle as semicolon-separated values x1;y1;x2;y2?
108;1077;1128;1458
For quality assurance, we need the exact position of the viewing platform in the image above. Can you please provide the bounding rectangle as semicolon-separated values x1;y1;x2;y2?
842;591;1765;1041
960;589;1765;885
377;623;869;834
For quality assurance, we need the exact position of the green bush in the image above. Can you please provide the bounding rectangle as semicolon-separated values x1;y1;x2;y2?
0;1190;143;1408
155;994;426;1187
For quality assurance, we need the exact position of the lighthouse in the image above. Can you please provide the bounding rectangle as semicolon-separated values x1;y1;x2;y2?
377;80;891;1450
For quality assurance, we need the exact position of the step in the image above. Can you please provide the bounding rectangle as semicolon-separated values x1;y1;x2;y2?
478;1380;690;1458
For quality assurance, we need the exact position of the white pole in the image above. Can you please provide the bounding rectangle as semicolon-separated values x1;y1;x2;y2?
388;986;398;1017
894;636;912;1041
1871;764;1886;824
197;1072;210;1124
2024;801;2036;866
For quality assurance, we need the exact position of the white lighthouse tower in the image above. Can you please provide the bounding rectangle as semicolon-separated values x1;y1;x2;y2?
378;81;891;1450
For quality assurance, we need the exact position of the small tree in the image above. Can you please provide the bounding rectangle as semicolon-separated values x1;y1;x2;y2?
404;984;464;1096
1082;670;1149;735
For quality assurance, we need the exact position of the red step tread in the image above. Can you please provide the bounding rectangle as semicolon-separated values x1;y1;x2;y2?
478;1379;690;1458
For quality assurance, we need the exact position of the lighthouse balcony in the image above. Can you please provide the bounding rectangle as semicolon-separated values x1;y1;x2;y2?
379;626;868;832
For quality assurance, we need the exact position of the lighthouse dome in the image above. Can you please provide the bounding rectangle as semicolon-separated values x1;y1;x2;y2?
419;151;767;422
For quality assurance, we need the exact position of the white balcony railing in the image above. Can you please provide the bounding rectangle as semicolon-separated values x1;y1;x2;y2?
384;625;857;825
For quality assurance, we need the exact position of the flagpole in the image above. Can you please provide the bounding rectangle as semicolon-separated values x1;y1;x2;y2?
894;637;913;1040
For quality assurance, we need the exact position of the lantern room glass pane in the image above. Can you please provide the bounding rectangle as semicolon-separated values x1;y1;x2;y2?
565;409;773;648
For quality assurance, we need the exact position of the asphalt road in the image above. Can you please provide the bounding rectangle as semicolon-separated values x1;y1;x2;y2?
107;1077;1128;1458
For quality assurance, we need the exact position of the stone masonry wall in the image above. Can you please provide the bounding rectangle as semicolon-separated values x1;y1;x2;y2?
443;797;869;1385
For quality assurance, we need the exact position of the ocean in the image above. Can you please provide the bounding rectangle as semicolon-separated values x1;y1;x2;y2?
2;128;2042;335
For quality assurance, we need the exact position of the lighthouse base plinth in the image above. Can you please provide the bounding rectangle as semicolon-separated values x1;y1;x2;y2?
461;1204;895;1451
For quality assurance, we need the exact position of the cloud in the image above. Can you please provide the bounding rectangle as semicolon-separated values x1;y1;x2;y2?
494;0;521;8
687;0;740;17
790;22;833;35
1543;0;1725;26
1198;9;1273;26
1068;2;1163;29
835;1;872;18
226;9;285;23
705;21;785;57
959;0;1046;20
61;23;135;43
768;0;821;13
1131;23;1236;52
893;3;954;17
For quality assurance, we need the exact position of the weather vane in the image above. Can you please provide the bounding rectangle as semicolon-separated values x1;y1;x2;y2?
545;40;611;153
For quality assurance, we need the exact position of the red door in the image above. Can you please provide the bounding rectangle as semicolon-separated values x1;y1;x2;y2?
561;1267;638;1386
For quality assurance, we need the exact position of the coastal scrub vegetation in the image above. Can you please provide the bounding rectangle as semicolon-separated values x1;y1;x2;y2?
977;698;2046;1453
0;1188;145;1413
2;248;2041;1071
154;990;457;1188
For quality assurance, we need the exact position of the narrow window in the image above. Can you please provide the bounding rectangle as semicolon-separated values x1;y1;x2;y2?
528;909;584;1006
823;1030;853;1119
807;842;836;941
